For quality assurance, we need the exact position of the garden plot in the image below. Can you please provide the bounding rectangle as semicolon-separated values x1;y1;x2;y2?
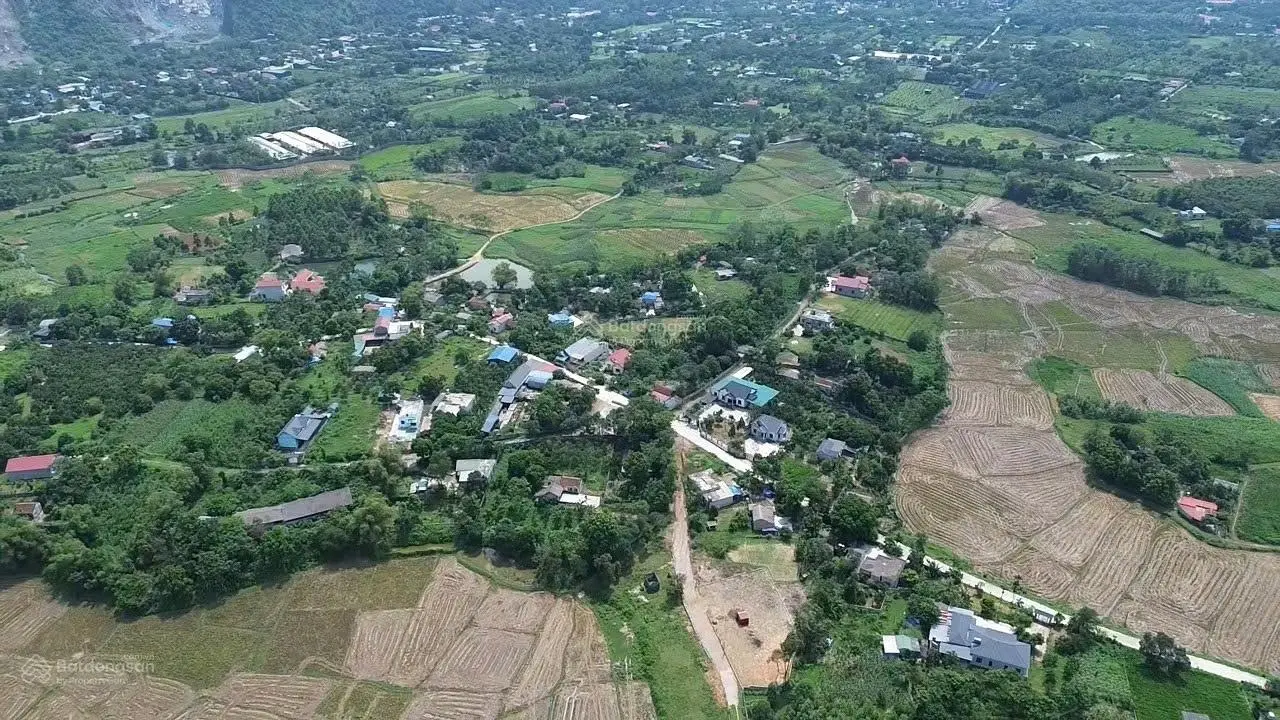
1092;368;1234;416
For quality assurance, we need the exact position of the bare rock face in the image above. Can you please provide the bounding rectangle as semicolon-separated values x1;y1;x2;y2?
0;0;226;66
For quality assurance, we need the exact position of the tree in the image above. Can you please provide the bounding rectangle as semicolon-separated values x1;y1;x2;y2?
907;594;941;639
1139;631;1190;675
491;261;518;290
64;264;87;286
828;493;878;545
1058;606;1101;654
907;329;931;351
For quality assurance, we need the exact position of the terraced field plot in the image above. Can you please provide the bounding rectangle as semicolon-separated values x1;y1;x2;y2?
1092;368;1235;416
880;81;971;123
898;223;1280;675
815;295;941;341
1;557;656;719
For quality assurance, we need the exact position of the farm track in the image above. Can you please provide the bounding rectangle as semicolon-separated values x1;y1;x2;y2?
897;224;1280;676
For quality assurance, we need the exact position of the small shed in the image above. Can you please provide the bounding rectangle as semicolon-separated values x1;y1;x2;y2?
733;609;750;627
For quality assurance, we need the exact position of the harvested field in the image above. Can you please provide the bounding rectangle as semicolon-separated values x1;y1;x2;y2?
0;579;67;652
616;681;660;720
963;195;1046;231
211;673;334;720
1093;368;1235;416
377;180;609;232
562;605;612;685
405;690;505;720
1249;392;1280;420
215;160;353;189
508;600;573;710
1166;156;1280;183
474;589;554;632
695;564;805;688
426;627;536;692
553;684;623;720
945;379;1054;429
897;225;1280;674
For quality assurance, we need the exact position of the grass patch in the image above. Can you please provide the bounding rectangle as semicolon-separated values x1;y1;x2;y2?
411;336;490;386
99;615;271;690
1237;465;1280;546
1181;357;1269;416
410;92;534;122
308;394;379;462
1091;115;1236;158
593;556;731;720
943;297;1026;333
727;541;798;582
1170;84;1280;115
1144;414;1280;466
116;397;288;468
598;317;696;345
931;123;1063;149
881;82;971;124
357;137;464;178
1124;649;1251;720
1029;356;1101;399
488;224;711;271
816;295;942;341
153;100;299;135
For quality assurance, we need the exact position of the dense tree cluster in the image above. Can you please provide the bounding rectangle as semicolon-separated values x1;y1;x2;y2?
1081;424;1210;507
1066;243;1221;299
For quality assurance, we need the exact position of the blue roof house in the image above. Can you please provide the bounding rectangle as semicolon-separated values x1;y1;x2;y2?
641;291;661;307
151;317;174;330
277;407;330;451
548;311;575;328
711;377;779;409
488;345;520;364
1268;222;1280;234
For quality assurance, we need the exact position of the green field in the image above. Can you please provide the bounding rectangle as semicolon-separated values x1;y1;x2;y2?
692;268;753;305
1170;85;1280;115
410;336;490;385
943;297;1026;333
881;82;971;124
358;137;464;178
308;393;379;461
816;295;941;341
931;123;1064;149
153;100;299;135
1125;652;1251;720
1181;357;1269;416
1091;116;1236;158
1028;356;1101;399
1007;213;1280;311
598;317;696;345
1238;465;1280;545
410;92;534;122
488;144;849;271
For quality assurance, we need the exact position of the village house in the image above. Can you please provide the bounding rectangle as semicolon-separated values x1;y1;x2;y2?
882;634;922;660
1177;206;1208;221
817;437;856;462
173;286;213;305
236;487;353;528
534;475;602;507
434;392;476;416
289;269;326;295
690;469;745;509
250;273;288;302
548;311;576;329
488;345;520;364
848;544;907;587
488;312;515;334
750;414;791;444
13;501;44;523
749;500;793;536
455;458;497;485
800;308;836;333
650;384;682;409
557;337;610;367
711;377;778;410
422;289;446;307
929;606;1032;677
276;406;334;452
830;275;872;298
278;243;304;261
1177;496;1218;524
605;347;631;374
4;454;59;482
715;267;738;280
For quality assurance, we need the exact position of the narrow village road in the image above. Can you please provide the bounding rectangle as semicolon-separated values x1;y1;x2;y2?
672;446;741;708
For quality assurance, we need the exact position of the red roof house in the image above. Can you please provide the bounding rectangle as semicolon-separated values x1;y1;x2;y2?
606;348;632;373
251;273;288;302
890;155;911;166
289;269;326;295
1177;496;1218;523
5;454;59;481
832;275;872;298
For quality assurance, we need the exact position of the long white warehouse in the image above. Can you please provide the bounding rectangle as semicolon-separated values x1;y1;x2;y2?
297;127;354;150
248;136;297;160
270;131;328;155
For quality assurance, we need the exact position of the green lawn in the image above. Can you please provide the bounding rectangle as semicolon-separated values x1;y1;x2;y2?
1237;465;1280;546
358;137;464;178
1125;651;1251;720
1091;116;1236;158
816;296;941;341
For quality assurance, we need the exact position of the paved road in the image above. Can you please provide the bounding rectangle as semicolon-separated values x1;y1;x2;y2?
672;447;741;707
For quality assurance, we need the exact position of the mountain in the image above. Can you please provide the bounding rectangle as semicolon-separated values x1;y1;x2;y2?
4;0;224;64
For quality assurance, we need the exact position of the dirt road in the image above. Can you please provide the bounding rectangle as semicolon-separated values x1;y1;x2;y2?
672;444;741;707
